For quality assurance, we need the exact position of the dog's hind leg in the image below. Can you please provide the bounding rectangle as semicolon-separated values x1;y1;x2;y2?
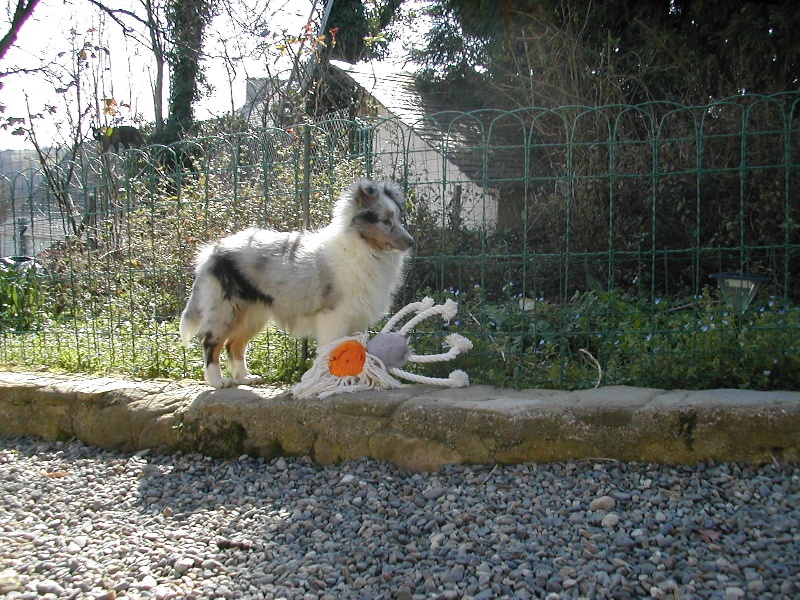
226;305;270;385
203;332;230;388
226;337;259;385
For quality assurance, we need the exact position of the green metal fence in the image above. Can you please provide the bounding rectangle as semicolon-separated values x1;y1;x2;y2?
1;93;798;390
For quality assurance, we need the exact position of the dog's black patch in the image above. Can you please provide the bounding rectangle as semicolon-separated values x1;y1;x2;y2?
255;253;271;271
210;252;273;305
321;280;337;307
356;210;380;224
203;332;218;367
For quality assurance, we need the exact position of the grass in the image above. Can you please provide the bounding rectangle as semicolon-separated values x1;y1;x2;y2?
2;287;797;391
0;318;309;384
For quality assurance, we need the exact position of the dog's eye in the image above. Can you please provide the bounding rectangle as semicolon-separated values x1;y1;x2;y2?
382;219;392;226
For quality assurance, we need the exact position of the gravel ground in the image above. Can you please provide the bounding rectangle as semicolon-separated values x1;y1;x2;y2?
1;435;798;600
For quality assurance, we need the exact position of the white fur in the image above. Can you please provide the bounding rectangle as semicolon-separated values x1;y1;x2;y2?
179;179;413;388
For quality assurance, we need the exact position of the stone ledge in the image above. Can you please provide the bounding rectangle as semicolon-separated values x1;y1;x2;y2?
1;371;798;471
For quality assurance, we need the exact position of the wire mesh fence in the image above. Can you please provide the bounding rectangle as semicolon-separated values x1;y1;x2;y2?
1;93;798;390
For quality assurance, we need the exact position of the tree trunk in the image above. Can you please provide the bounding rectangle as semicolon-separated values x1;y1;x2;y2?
153;0;210;144
144;0;166;128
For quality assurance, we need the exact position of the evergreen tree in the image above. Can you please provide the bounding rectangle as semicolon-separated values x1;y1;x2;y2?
412;0;800;107
309;0;404;117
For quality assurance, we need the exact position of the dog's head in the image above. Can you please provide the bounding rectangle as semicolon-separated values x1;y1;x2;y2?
344;179;414;252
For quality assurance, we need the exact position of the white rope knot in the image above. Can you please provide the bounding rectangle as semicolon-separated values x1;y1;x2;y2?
407;334;471;364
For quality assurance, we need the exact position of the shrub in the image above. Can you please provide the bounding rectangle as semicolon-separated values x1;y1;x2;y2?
401;287;800;391
0;258;49;331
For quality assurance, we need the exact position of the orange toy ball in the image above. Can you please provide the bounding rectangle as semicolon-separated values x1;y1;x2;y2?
329;339;367;377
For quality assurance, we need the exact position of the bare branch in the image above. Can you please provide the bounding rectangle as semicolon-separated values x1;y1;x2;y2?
0;0;42;63
83;0;150;34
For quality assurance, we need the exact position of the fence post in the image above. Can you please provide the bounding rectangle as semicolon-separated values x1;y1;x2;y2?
17;218;29;256
300;125;312;363
302;125;311;230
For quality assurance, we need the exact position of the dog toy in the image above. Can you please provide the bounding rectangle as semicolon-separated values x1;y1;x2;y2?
291;297;473;399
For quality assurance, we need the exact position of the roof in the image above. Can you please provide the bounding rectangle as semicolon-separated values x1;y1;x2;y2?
328;60;426;126
329;60;528;185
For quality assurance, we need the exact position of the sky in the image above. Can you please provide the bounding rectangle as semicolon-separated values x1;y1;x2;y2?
0;0;316;150
0;0;430;153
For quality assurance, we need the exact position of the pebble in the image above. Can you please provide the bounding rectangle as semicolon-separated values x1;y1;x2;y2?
35;580;65;596
589;495;616;511
0;569;23;594
1;435;798;599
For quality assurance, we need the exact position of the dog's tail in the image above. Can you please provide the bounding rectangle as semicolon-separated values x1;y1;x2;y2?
179;288;201;346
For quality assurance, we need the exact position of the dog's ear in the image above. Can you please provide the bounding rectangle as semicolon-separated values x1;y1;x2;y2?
382;182;405;213
355;180;378;206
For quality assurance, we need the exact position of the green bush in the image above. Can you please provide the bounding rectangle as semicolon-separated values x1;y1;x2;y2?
0;259;49;331
402;287;800;391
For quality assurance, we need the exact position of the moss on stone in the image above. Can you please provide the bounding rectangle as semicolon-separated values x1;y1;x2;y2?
172;417;248;458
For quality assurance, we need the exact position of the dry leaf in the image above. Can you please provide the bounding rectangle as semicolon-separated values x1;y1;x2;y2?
39;470;69;478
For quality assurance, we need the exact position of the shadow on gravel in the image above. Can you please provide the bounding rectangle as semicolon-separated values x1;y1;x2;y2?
4;436;798;599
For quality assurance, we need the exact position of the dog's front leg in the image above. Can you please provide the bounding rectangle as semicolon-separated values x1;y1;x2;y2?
314;312;358;348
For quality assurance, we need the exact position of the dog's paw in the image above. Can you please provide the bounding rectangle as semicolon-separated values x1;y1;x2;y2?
235;375;264;387
204;366;228;388
204;375;236;388
220;377;242;388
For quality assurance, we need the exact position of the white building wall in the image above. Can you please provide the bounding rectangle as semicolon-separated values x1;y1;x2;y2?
368;110;498;230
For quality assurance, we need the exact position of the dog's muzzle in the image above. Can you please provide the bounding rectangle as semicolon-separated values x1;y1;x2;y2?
393;233;414;251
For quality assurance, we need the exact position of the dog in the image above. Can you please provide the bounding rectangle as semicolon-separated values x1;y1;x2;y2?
91;125;145;152
179;179;414;388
